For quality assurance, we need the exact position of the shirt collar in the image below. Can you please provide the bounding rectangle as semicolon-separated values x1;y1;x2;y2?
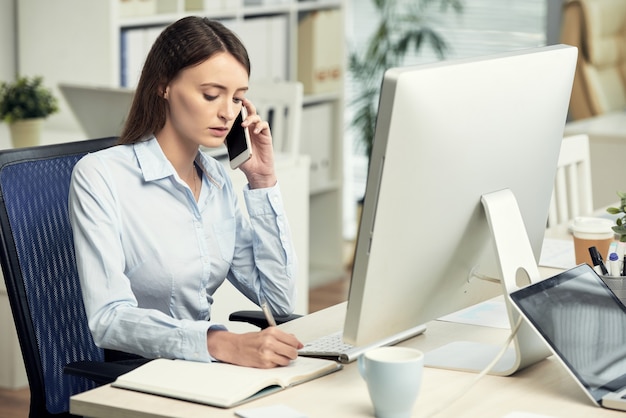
133;136;226;189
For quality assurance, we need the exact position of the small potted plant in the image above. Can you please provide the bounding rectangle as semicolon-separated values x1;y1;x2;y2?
0;76;58;148
607;191;626;242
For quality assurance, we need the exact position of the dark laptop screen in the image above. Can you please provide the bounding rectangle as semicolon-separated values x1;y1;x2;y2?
510;264;626;398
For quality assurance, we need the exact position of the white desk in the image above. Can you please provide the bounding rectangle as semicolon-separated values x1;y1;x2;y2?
71;296;625;418
564;111;626;209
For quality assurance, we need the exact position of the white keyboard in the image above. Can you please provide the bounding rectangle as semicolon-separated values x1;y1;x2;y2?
299;331;353;356
298;323;428;364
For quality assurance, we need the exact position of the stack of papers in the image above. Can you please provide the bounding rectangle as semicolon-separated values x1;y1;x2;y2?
539;238;575;269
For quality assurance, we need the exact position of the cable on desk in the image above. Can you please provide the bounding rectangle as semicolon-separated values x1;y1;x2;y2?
423;314;524;418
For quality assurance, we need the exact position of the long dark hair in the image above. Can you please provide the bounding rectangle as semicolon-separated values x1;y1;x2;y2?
118;17;251;144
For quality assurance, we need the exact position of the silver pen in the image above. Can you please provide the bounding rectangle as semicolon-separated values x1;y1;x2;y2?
260;298;277;327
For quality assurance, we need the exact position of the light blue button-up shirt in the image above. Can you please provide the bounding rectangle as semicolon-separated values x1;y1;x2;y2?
68;137;297;362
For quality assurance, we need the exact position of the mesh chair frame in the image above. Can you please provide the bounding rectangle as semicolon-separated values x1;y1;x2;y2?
0;137;117;417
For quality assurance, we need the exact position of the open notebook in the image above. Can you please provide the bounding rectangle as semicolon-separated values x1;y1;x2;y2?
112;357;341;408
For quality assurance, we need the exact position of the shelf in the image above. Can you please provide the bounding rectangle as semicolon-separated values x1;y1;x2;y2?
303;91;341;105
117;0;344;28
309;180;341;196
296;0;342;12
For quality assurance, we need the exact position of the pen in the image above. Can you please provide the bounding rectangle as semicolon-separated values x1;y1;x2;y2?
589;246;609;275
607;241;619;263
260;298;277;327
609;252;621;277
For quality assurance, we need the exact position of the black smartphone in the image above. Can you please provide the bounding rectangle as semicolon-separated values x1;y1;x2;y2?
226;107;252;169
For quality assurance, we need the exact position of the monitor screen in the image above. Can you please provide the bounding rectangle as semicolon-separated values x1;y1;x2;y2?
343;45;578;348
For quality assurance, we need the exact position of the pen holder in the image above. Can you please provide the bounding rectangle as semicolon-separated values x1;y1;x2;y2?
600;275;626;305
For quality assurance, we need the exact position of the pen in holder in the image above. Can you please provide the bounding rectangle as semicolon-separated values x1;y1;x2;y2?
589;246;609;275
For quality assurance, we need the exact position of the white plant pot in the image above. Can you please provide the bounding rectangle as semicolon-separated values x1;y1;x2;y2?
9;118;44;148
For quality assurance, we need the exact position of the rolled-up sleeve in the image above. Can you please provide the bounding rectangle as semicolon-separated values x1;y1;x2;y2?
225;182;298;317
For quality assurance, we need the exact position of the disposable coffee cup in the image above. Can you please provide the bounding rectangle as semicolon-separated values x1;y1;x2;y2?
570;217;615;267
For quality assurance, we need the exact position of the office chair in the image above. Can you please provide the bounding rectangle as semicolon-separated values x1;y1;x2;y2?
561;0;626;120
0;137;299;416
0;137;126;417
548;134;594;229
246;81;303;158
200;80;304;160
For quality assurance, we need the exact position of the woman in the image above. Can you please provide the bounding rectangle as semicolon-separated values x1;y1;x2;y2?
69;16;302;368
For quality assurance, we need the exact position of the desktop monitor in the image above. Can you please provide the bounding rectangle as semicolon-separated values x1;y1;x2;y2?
343;45;578;374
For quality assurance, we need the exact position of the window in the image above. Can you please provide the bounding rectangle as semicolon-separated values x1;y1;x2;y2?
343;0;549;238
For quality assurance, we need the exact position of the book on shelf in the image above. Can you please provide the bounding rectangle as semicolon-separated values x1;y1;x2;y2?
111;356;342;408
297;9;344;94
120;26;164;88
223;15;288;83
300;102;334;191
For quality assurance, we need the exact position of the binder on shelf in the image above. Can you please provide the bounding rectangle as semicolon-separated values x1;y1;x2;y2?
297;9;344;94
300;102;335;192
120;26;164;88
224;15;288;83
118;0;156;17
119;0;177;18
184;0;224;12
120;29;144;88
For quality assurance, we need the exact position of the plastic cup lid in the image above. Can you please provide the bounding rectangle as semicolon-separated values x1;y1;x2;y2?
570;216;614;235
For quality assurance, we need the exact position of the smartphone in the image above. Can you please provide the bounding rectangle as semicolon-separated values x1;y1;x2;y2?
226;107;252;169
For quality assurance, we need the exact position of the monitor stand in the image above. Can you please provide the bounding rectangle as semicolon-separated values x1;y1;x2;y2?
424;188;551;376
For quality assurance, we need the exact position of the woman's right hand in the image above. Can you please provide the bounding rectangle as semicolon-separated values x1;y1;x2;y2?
206;327;303;368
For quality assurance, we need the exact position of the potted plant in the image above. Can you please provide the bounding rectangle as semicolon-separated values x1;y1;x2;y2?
349;0;462;227
607;191;626;242
348;0;463;170
0;76;59;148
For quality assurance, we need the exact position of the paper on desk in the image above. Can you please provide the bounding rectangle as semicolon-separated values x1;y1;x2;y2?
539;238;575;270
437;298;509;329
235;404;308;418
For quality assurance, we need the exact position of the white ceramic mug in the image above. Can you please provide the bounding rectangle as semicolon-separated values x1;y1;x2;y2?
358;346;424;418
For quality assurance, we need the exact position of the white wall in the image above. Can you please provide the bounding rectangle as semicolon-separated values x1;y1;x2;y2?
0;0;16;82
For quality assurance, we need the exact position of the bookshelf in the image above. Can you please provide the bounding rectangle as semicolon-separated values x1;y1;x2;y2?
17;0;346;289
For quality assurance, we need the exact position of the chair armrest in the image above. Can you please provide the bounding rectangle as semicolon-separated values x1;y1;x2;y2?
64;359;151;384
229;310;302;329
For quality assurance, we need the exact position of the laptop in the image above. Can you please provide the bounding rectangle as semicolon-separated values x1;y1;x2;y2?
59;83;227;158
59;83;134;139
509;263;626;411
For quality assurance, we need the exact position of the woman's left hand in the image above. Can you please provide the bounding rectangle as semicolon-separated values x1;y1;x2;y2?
238;99;277;189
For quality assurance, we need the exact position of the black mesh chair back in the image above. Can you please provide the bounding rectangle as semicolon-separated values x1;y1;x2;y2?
0;138;117;416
